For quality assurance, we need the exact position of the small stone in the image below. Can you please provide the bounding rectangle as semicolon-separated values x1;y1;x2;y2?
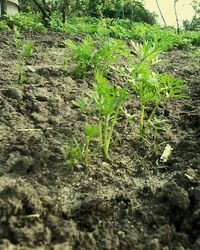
75;164;84;171
43;196;54;207
0;239;15;250
117;231;125;236
162;247;169;250
191;209;200;222
194;237;200;248
173;244;185;250
31;113;47;123
158;225;174;244
48;117;58;125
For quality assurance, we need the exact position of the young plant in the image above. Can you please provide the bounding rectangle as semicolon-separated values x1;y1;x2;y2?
0;20;8;31
148;73;187;125
132;64;158;134
14;27;33;84
130;37;186;134
84;123;99;167
61;136;82;168
130;34;174;72
63;36;94;77
93;38;131;73
114;35;186;135
133;66;186;134
76;72;128;160
63;36;130;77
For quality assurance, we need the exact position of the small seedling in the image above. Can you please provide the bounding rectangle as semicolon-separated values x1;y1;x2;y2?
61;136;82;168
14;27;33;84
63;36;94;77
146;73;187;126
114;35;186;136
84;123;99;167
61;126;98;168
75;72;128;160
72;96;93;115
132;67;186;134
93;38;131;73
63;36;130;77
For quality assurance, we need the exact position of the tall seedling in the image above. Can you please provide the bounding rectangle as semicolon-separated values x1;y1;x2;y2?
14;27;33;84
133;66;186;134
115;35;186;135
75;72;128;160
63;36;94;77
126;36;172;134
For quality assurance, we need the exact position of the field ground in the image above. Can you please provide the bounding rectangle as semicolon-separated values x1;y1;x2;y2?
0;31;200;250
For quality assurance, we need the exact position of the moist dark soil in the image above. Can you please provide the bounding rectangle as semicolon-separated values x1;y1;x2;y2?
0;31;200;250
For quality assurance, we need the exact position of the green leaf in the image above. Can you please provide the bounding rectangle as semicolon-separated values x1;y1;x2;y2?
84;124;99;138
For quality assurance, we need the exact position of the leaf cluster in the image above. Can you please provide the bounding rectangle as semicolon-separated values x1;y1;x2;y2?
64;35;130;77
116;35;187;134
74;72;128;160
61;136;82;168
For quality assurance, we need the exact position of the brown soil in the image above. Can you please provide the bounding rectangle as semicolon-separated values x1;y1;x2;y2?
0;31;200;250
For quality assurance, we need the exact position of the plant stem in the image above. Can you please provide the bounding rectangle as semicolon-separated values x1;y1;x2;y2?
106;106;121;156
98;113;103;145
147;102;160;125
140;104;145;135
103;115;110;160
103;105;121;161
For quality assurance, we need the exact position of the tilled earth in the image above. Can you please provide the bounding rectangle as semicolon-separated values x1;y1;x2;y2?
0;31;200;250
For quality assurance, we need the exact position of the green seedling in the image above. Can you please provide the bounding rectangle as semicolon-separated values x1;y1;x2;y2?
76;72;128;160
147;73;187;125
84;123;99;167
89;72;128;160
93;38;131;73
14;27;33;84
61;136;82;167
130;35;176;134
114;34;186;135
64;35;130;77
0;20;8;31
63;36;94;77
130;34;174;72
73;96;93;115
132;65;186;134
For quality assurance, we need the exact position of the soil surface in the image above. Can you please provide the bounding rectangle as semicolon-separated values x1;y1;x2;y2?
0;31;200;250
